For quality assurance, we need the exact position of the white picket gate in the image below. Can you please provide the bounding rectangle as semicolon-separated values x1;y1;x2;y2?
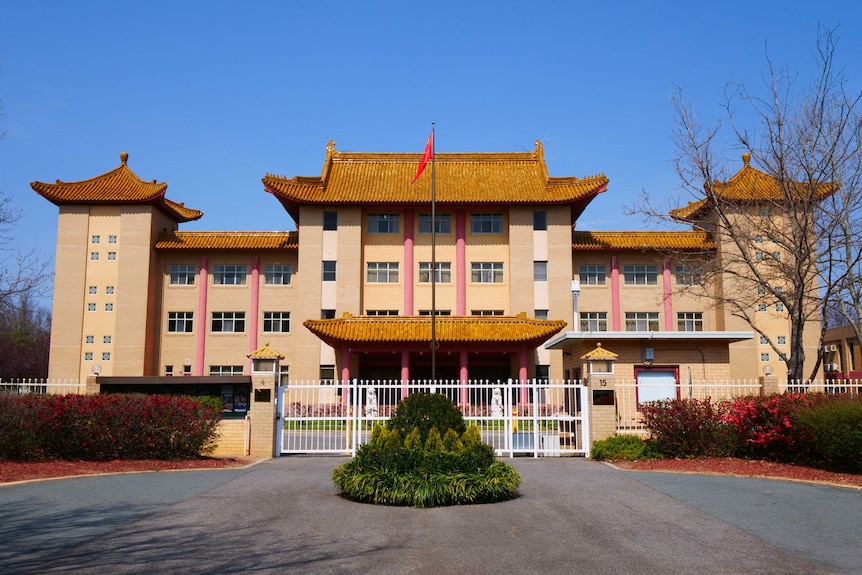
276;379;590;458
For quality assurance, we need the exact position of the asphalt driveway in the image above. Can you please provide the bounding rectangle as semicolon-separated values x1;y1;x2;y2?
0;457;858;574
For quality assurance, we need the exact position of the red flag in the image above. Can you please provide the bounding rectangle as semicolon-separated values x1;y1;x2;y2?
411;131;433;183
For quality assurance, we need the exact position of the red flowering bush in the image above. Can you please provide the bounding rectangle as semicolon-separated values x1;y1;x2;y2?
0;394;222;461
639;397;736;458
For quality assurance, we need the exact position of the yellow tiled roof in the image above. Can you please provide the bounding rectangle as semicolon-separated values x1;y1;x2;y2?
572;230;715;251
670;153;835;221
580;343;619;361
247;342;285;360
154;231;298;250
263;140;608;220
304;312;567;346
31;152;202;223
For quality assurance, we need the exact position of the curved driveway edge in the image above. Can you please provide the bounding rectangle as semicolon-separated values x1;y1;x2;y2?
0;457;850;574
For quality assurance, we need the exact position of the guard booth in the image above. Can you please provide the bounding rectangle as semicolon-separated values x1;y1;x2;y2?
581;343;618;444
246;343;282;457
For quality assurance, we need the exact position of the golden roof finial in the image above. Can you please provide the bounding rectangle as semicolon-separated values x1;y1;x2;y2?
120;151;129;165
742;152;751;165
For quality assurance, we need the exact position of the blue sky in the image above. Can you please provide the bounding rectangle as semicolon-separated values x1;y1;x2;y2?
2;1;861;306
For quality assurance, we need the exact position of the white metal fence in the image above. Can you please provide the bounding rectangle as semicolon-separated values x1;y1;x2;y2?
0;378;84;396
615;378;862;433
276;379;590;458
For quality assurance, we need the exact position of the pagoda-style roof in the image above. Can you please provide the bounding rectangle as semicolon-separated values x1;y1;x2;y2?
670;153;835;222
304;312;567;349
154;231;298;250
580;343;618;361
247;342;285;360
572;230;715;251
263;140;608;222
31;152;202;223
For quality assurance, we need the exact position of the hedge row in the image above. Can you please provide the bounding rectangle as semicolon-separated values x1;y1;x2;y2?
636;393;862;472
0;393;222;461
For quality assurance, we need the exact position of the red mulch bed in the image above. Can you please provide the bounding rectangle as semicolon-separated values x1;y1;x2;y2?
0;457;253;484
613;457;862;489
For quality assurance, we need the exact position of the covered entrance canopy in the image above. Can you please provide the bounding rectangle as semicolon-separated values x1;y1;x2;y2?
304;312;567;383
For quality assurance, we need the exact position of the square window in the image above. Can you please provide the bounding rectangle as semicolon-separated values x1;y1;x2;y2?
776;303;785;312
366;262;399;283
533;211;548;231
168;312;194;333
90;252;99;261
758;286;766;296
91;235;100;244
773;252;781;261
263;311;291;333
761;353;770;361
211;312;245;333
755;252;765;261
755;235;763;244
88;286;97;295
578;265;606;286
623;265;658;285
323;211;338;231
580;312;608;331
106;286;115;294
87;303;96;312
84;352;93;361
471;262;504;283
85;335;94;344
534;261;548;282
169;264;196;285
419;262;451;283
418;214;451;234
470;213;503;234
760;336;768;344
322;261;337;281
367;213;400;234
108;235;118;244
104;303;113;311
778;336;786;345
264;264;292;285
103;335;111;343
107;252;117;261
758;303;767;312
213;265;247;285
102;352;111;361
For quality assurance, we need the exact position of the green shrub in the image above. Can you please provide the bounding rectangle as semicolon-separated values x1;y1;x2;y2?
591;434;658;461
387;392;466;442
640;397;736;458
0;395;42;459
792;396;862;472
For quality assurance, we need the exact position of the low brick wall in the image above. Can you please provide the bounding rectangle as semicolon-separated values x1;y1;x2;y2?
211;418;248;457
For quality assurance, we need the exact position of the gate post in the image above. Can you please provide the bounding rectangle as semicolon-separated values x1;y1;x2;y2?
275;385;286;456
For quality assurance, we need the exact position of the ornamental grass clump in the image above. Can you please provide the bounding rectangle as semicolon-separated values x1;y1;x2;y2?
332;393;521;507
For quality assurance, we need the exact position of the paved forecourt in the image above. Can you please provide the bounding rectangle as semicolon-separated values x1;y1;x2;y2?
0;457;851;575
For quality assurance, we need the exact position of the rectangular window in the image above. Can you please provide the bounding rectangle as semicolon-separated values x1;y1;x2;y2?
91;235;100;244
84;352;93;361
580;312;608;331
418;213;451;234
625;312;660;331
535;309;549;320
366;310;399;316
102;335;111;343
169;264;196;285
759;207;771;217
323;211;338;231
321;309;336;320
88;286;97;294
367;213;400;234
107;252;117;260
533;211;548;231
90;252;99;261
264;264;292;285
108;235;117;244
534;261;548;281
213;265;247;285
675;264;702;286
623;265;658;285
104;303;114;312
279;365;290;386
209;365;244;376
418;262;451;283
578;265;606;286
677;312;703;332
165;365;174;376
320;365;335;383
366;262;399;283
168;311;194;333
263;311;290;333
419;309;452;316
183;365;192;376
471;262;504;283
470;213;503;234
211;312;246;333
322;261;337;282
472;310;504;316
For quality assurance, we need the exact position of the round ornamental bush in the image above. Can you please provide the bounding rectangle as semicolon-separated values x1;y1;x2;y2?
386;393;466;442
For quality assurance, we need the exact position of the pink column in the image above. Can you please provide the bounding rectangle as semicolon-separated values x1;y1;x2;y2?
249;257;260;367
341;347;351;406
611;256;621;331
459;349;469;405
456;211;467;315
195;256;208;376
404;211;414;315
519;348;529;406
663;259;673;330
401;350;410;399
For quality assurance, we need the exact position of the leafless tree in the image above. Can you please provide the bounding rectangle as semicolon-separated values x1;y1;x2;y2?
633;28;862;381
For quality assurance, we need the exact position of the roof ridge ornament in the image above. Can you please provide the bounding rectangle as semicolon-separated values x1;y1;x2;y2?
120;151;129;166
742;152;751;166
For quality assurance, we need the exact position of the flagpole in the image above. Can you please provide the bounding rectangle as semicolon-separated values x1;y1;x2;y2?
430;123;437;387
